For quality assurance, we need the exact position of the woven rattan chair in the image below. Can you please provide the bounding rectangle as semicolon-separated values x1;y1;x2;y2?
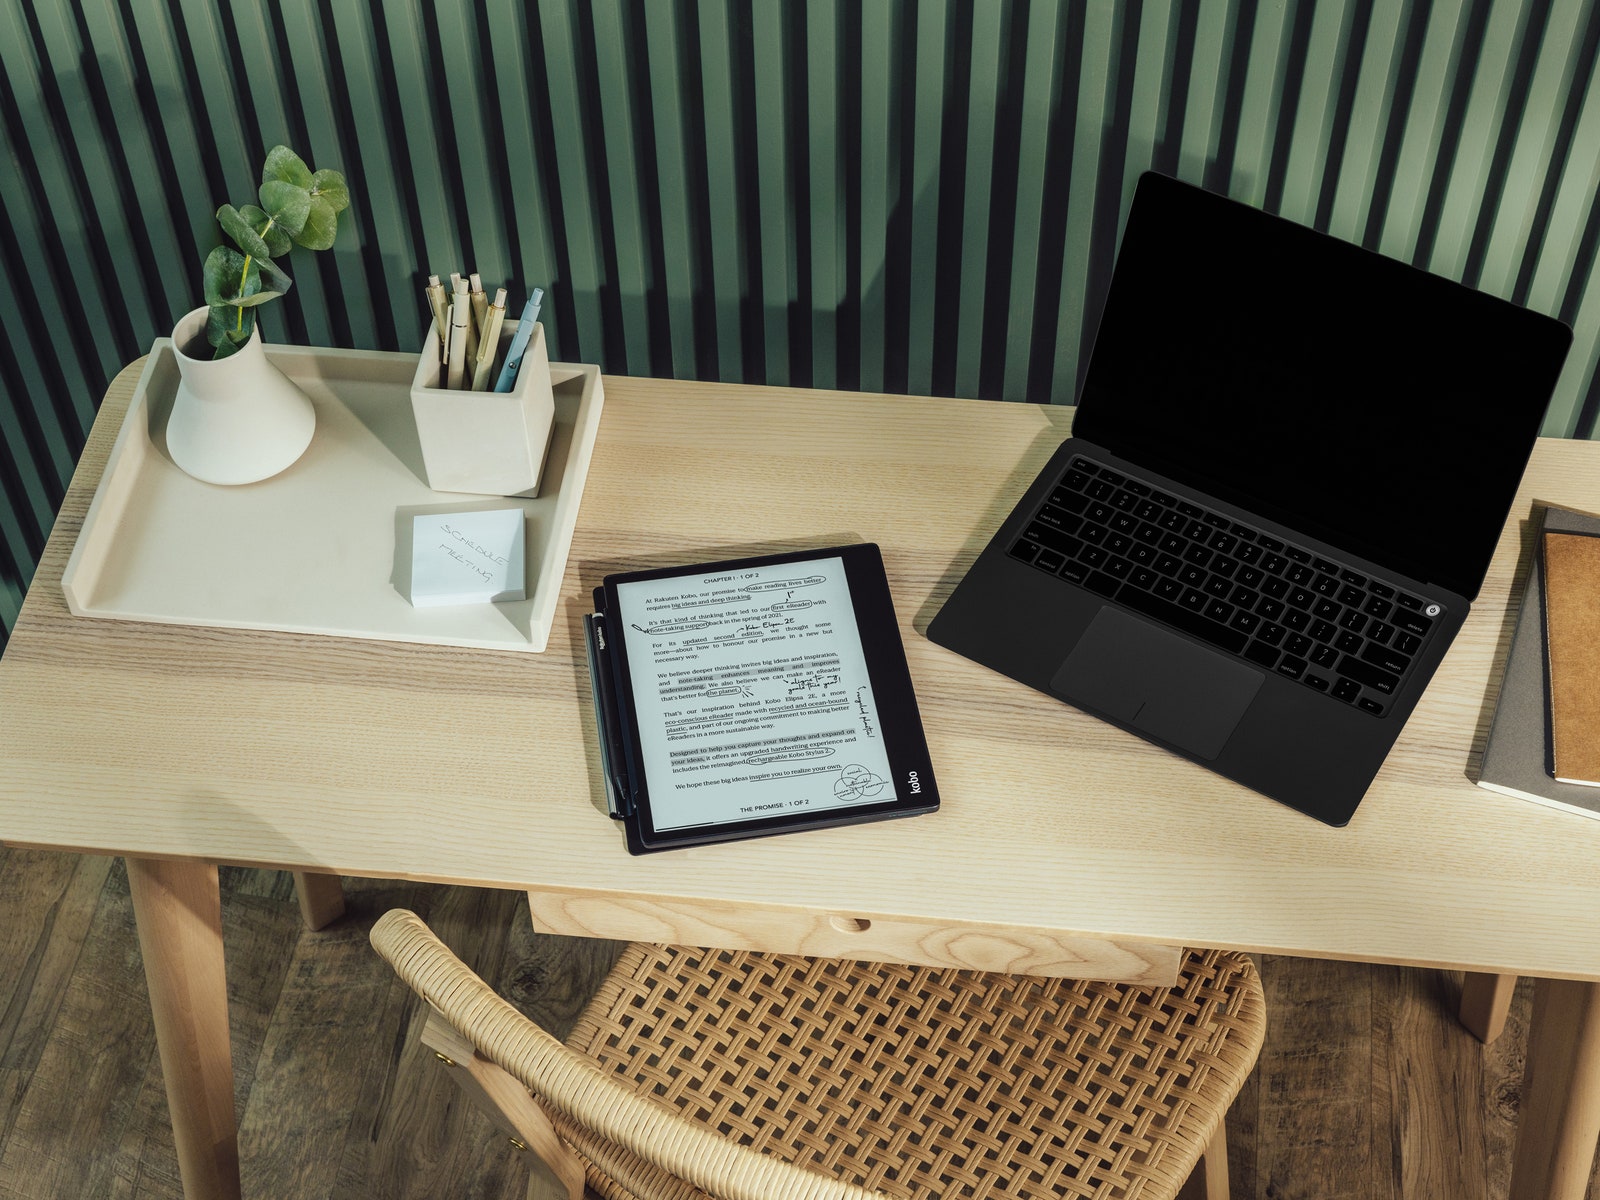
370;909;1266;1200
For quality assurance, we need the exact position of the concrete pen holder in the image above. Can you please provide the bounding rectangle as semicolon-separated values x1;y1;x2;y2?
409;319;556;497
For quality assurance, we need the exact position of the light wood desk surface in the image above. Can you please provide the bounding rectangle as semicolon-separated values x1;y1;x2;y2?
3;361;1600;1200
4;361;1600;980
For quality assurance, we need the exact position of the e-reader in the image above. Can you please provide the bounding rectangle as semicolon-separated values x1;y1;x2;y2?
584;543;939;854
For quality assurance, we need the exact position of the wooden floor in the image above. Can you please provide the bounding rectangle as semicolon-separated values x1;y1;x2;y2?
0;847;1595;1200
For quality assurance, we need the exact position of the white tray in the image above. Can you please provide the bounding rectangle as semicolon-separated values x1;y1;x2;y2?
60;340;604;652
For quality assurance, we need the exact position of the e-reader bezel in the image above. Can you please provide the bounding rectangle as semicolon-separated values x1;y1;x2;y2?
597;543;939;854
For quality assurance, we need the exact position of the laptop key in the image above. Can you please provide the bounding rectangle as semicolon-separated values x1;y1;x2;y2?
1184;544;1213;566
1131;566;1159;589
1286;563;1315;585
1099;469;1125;485
1363;595;1392;618
1037;549;1066;573
1256;597;1284;620
1205;599;1234;623
1312;598;1341;621
1084;570;1120;597
1284;547;1311;563
1125;480;1150;496
1313;557;1338;574
1179;565;1206;587
1105;557;1133;579
1059;559;1089;583
1287;586;1315;609
1357;697;1384;715
1072;458;1099;475
1369;581;1394;598
1106;533;1133;554
1337;585;1364;606
1361;643;1411;675
1244;640;1279;669
1395;592;1423;610
1256;535;1284;552
1393;610;1432;637
1335;631;1362;654
1204;576;1233;598
1310;619;1337;642
1082;546;1109;568
1063;469;1091;491
1155;577;1183;601
1262;576;1290;599
1159;532;1186;553
1115;583;1249;654
1311;573;1339;596
1339;655;1399;693
1134;500;1163;521
1285;633;1313;656
1393;631;1422;654
1277;656;1307;679
1155;553;1183;575
1230;610;1261;634
1011;540;1040;564
1036;504;1083;534
1179;587;1208;611
1305;675;1330;690
1332;678;1361;703
1134;521;1163;544
1339;610;1367;633
1261;552;1289;574
1237;565;1265;588
1340;569;1367;585
1129;544;1157;565
1159;510;1187;531
1258;622;1287;646
1087;479;1114;500
1283;609;1310;631
1367;620;1395;645
1235;543;1264;565
1111;489;1139;511
1052;488;1090;514
1311;644;1339;668
1087;501;1114;523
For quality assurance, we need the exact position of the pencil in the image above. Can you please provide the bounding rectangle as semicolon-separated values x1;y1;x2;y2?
425;274;449;364
465;272;485;367
446;277;470;389
472;287;507;391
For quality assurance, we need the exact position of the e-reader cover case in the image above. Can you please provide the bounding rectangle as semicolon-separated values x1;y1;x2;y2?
586;544;938;854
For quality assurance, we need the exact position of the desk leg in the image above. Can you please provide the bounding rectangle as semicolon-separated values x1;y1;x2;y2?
126;857;241;1200
1508;977;1600;1200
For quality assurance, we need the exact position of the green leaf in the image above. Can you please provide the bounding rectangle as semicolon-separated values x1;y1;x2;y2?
206;303;256;357
309;168;349;213
257;179;310;239
216;204;272;259
261;145;313;190
295;196;340;250
238;204;292;257
202;245;262;306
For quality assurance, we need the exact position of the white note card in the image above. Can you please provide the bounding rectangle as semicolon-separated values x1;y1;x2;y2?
410;509;526;607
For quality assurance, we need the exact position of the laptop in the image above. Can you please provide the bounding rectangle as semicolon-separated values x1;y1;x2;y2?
927;172;1573;826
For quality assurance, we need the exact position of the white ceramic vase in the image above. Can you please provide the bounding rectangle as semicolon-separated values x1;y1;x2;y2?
166;306;316;485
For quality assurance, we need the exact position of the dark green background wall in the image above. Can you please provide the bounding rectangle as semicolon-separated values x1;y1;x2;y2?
4;0;1599;643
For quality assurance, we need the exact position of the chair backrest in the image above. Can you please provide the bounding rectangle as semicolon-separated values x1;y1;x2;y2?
370;908;889;1200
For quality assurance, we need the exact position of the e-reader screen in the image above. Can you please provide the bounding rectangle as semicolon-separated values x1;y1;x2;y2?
603;545;936;848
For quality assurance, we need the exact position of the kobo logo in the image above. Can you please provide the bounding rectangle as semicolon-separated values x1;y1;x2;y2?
907;771;921;794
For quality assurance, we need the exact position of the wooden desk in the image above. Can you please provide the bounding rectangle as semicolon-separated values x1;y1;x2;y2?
3;362;1599;1200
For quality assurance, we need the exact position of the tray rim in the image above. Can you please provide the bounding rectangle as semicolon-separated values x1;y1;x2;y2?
60;337;604;653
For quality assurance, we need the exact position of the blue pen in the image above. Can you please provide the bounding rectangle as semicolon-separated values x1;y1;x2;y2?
493;287;545;392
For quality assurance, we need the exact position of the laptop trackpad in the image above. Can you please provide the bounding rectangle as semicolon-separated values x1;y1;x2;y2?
1049;606;1264;761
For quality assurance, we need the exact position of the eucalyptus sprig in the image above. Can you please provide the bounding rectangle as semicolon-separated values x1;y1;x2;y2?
202;146;350;359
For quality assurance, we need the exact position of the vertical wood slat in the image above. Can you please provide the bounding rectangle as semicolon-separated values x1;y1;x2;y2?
6;0;1600;648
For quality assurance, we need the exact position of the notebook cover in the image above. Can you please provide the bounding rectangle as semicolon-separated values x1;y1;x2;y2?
1544;529;1600;786
1477;506;1600;818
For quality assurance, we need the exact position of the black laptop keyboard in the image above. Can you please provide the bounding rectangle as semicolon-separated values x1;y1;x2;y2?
1009;457;1443;716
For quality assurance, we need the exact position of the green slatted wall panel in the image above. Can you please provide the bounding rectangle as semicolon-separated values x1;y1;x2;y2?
4;0;1600;647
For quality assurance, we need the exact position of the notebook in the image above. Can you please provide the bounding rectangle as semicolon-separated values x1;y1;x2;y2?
1543;529;1600;786
928;172;1573;827
1478;506;1600;817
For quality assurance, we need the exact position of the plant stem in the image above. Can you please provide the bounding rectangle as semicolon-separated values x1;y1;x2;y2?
236;254;252;332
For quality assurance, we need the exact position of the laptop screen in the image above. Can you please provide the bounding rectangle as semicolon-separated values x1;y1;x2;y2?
1072;173;1573;601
